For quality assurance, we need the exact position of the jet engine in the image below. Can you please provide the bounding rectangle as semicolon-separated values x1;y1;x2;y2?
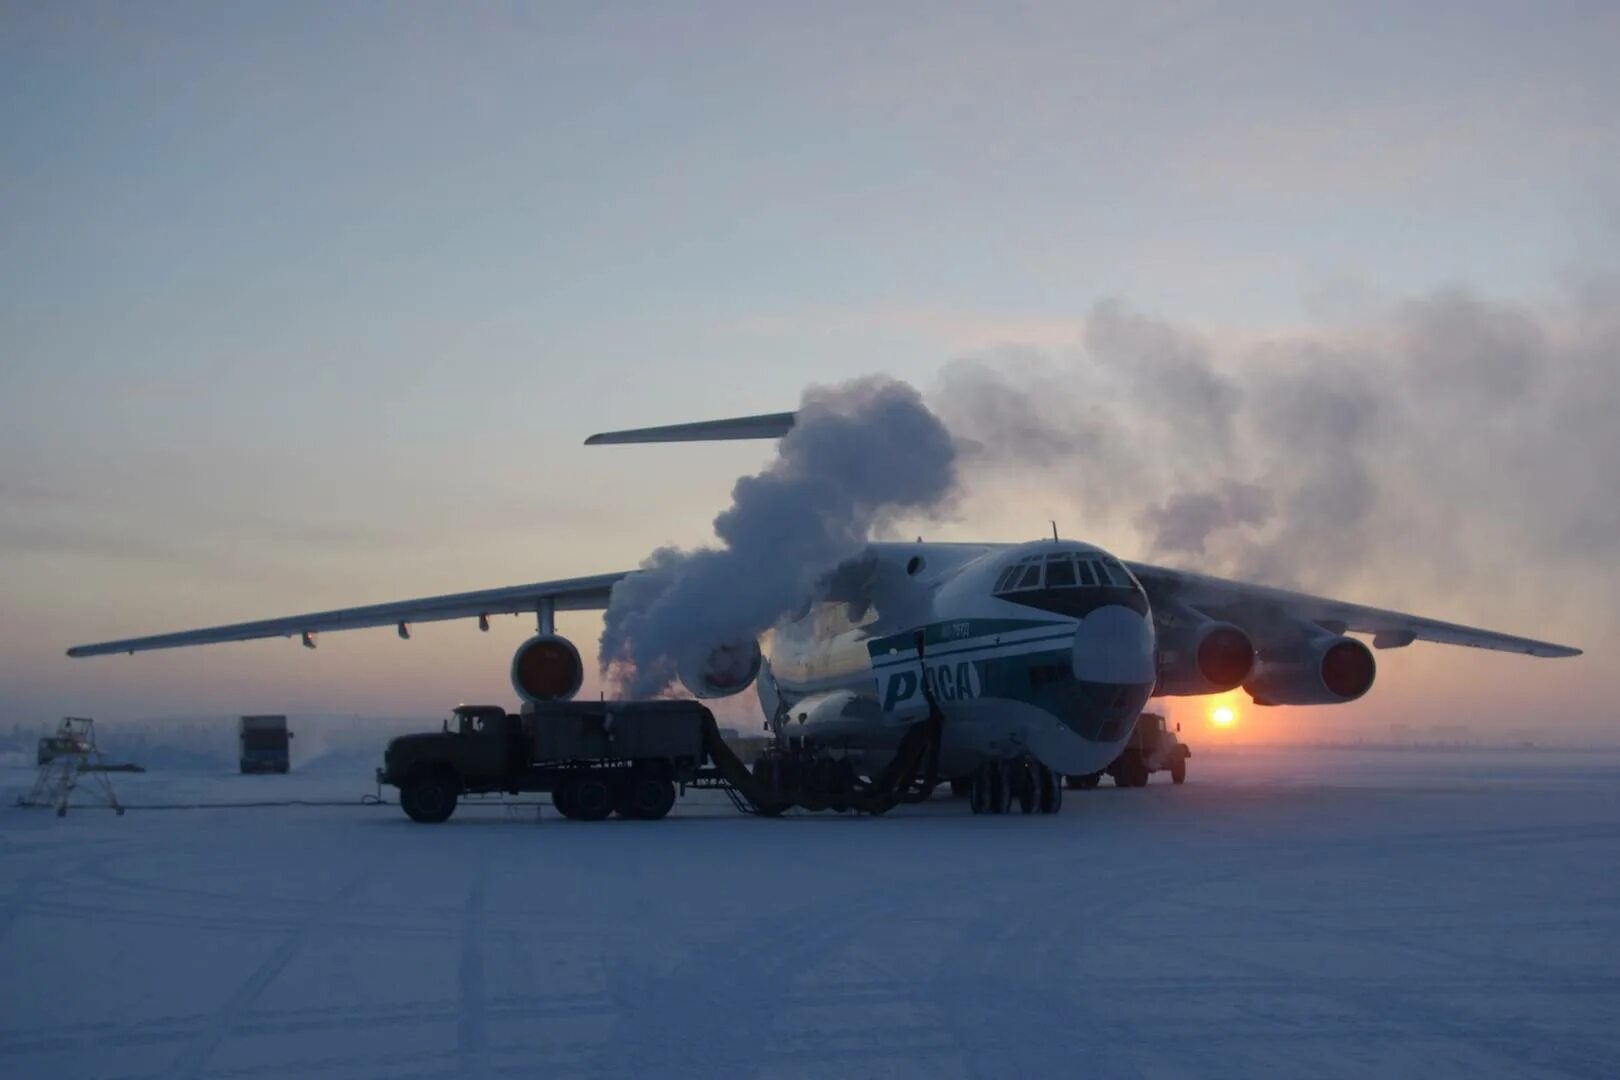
1153;615;1255;696
677;640;762;699
509;634;584;704
1244;635;1376;706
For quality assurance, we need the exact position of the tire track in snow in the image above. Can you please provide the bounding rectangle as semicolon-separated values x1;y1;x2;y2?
457;878;487;1077
165;852;383;1080
0;851;107;948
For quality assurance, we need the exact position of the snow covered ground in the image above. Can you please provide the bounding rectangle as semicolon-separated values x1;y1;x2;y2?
2;745;1617;1079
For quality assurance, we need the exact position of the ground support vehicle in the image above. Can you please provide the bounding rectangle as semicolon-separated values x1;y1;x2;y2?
1067;711;1190;789
37;730;91;766
239;715;291;774
378;701;948;823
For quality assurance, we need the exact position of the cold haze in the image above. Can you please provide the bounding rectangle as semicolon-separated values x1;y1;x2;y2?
2;2;1618;744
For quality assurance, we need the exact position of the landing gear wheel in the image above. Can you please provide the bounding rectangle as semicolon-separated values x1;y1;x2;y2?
748;757;792;816
1075;772;1101;790
753;755;799;799
1014;760;1038;815
806;757;852;798
567;773;614;821
400;774;459;823
970;765;990;814
618;773;677;820
1037;765;1064;814
1170;756;1187;785
987;761;1012;814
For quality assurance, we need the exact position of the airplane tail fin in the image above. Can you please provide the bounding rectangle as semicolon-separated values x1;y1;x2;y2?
584;411;797;445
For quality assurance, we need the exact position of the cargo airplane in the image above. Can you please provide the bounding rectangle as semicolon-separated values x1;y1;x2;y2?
68;411;1581;815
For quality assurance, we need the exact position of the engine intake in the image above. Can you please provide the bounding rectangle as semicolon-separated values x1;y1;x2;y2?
1153;615;1255;696
510;634;584;704
678;640;762;699
1245;635;1376;706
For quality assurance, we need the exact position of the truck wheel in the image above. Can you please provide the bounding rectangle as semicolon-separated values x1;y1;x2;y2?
568;773;614;821
552;778;578;819
1170;757;1187;785
1114;754;1147;788
401;774;458;823
619;774;677;820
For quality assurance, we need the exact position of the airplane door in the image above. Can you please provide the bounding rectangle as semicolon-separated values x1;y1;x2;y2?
877;630;932;721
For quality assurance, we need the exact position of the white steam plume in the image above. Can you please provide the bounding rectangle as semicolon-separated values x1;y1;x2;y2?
599;377;957;697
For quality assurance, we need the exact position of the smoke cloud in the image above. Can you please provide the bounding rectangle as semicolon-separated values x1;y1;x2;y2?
938;281;1620;613
599;377;958;696
1136;482;1273;557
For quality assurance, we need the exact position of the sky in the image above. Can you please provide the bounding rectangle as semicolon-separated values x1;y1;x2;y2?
3;1;1618;743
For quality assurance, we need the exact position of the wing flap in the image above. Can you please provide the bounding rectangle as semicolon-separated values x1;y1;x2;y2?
66;572;629;657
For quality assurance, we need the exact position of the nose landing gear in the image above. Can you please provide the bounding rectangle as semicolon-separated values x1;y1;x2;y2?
969;758;1064;815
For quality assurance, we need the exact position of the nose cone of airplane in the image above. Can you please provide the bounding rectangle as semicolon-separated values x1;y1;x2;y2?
1071;603;1157;686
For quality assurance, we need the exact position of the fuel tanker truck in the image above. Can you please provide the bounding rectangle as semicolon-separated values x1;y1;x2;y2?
378;630;947;821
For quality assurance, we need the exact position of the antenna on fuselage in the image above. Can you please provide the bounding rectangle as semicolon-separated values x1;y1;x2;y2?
1050;521;1059;542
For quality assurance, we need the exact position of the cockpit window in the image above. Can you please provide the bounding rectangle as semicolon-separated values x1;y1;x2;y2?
994;551;1133;597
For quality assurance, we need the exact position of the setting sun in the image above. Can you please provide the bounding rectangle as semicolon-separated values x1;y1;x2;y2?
1211;705;1237;727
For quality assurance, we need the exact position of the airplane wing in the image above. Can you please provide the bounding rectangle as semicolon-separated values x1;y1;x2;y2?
65;572;630;657
585;411;798;445
1124;561;1581;658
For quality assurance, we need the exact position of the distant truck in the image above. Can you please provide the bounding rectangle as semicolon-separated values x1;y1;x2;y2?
238;715;291;774
1068;711;1190;789
378;702;712;823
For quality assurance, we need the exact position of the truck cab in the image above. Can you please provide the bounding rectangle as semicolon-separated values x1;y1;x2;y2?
380;705;519;790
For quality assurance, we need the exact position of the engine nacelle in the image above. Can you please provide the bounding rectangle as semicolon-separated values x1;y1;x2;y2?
678;640;762;699
1244;635;1376;706
1153;615;1255;696
510;634;584;704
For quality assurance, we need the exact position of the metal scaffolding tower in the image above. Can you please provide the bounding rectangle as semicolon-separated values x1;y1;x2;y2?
18;717;124;817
